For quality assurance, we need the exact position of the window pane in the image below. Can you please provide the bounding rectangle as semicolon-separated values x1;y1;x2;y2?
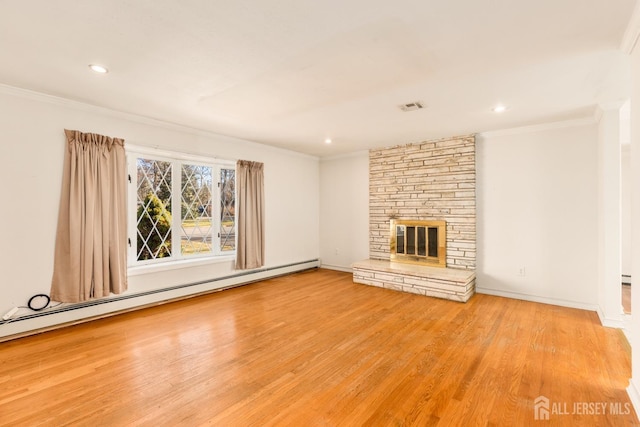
136;158;172;261
220;168;236;251
181;164;213;256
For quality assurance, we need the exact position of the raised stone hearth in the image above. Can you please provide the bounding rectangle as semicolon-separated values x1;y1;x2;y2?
352;259;475;302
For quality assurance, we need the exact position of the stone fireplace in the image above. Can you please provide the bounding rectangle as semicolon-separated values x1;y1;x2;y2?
369;134;476;270
352;134;476;302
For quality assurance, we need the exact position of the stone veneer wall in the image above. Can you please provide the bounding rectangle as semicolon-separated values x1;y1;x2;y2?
369;135;476;270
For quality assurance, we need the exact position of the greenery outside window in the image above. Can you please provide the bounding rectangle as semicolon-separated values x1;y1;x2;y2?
127;148;235;267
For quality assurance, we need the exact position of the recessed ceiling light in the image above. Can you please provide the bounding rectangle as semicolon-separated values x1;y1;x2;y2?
89;64;109;74
324;138;332;144
492;104;507;113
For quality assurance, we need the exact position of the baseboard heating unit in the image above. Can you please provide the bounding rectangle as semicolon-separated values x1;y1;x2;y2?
0;259;319;342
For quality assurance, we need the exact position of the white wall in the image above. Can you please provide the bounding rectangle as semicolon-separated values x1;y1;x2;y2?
476;121;599;309
627;27;640;414
596;105;623;327
319;151;369;271
0;86;319;337
621;144;631;277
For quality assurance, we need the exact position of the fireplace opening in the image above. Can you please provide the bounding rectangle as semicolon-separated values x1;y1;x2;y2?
390;219;446;267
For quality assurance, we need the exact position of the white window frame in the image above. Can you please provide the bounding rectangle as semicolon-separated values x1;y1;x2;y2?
126;145;236;274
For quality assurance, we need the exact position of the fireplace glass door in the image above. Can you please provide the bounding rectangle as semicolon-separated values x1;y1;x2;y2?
390;220;446;267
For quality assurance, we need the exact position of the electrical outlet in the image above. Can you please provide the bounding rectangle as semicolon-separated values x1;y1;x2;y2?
335;248;340;255
517;267;526;277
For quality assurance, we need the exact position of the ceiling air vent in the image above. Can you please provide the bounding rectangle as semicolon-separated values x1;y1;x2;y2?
399;101;424;112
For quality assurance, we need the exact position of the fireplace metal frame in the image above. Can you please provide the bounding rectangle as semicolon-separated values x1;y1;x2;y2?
390;219;446;267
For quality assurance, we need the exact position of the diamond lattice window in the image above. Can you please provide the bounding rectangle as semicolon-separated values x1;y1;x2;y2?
220;168;236;252
181;164;213;256
136;159;172;261
129;152;235;267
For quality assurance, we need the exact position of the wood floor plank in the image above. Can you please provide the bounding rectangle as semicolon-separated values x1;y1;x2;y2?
0;268;636;426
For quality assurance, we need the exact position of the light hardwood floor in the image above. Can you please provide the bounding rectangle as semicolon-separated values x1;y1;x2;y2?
0;269;637;426
623;284;631;314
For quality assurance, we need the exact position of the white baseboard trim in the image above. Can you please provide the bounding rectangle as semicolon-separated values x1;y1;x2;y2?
627;380;640;420
596;306;626;329
0;259;320;341
320;263;353;273
476;287;599;312
623;314;633;343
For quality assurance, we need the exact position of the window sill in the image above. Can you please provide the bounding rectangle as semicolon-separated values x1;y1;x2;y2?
127;254;236;277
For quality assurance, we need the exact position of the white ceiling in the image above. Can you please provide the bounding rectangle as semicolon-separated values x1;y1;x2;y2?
0;0;635;157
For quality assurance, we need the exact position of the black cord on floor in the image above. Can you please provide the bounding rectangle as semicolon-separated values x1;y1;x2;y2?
28;294;51;311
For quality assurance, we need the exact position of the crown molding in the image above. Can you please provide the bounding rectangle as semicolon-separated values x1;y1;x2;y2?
621;1;640;54
0;83;320;161
597;100;628;112
320;150;369;162
593;100;629;123
478;117;596;139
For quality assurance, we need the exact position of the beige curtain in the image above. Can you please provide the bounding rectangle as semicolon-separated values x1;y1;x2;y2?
50;129;128;302
235;160;265;269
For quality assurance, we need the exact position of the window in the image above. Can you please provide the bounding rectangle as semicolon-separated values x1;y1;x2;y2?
127;149;235;267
